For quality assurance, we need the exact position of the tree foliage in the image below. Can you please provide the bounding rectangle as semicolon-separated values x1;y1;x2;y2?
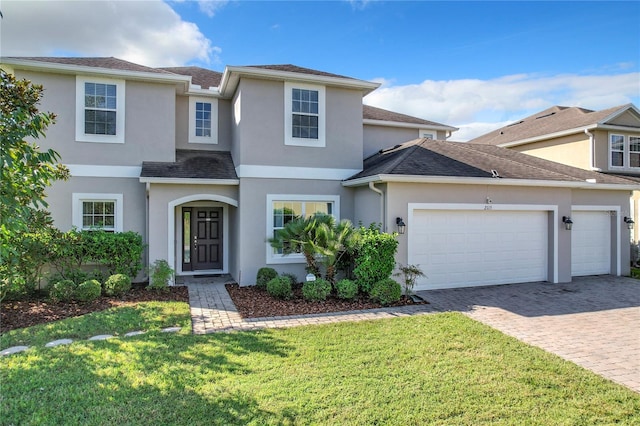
0;69;69;263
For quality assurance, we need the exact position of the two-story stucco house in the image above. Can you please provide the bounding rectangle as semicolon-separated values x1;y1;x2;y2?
2;57;637;290
470;104;640;251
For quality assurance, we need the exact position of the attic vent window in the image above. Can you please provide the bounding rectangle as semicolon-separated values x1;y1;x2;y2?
535;112;556;119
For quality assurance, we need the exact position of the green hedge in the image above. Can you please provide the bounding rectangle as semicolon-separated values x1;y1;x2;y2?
353;224;399;294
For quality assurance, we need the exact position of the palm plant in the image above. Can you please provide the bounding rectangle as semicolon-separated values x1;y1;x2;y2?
314;217;357;284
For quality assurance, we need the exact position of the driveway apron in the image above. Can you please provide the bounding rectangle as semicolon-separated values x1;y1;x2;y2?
417;276;640;393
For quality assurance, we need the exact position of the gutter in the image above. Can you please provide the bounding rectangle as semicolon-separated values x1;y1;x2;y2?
343;174;638;191
368;182;385;231
584;129;601;171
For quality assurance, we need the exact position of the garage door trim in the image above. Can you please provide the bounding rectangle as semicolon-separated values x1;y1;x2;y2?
407;203;559;284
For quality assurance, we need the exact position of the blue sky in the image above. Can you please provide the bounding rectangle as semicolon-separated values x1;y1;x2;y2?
2;0;639;139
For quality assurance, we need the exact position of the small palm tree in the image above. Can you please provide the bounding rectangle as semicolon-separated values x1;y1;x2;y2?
314;218;357;284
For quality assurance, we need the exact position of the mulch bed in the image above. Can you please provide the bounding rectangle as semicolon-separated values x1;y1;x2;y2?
0;283;189;333
225;283;428;319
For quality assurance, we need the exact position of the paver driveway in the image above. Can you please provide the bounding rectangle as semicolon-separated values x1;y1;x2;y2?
417;276;640;393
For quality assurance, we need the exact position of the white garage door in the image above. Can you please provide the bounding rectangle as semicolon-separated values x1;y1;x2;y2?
409;209;548;290
571;211;611;276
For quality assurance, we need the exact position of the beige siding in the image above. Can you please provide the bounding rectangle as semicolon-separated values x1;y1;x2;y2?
514;134;592;170
363;125;446;158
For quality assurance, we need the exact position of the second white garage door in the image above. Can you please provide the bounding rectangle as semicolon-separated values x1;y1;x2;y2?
571;210;611;276
409;209;548;290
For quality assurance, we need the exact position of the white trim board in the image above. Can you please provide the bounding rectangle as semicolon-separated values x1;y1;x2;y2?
236;165;361;180
67;164;141;178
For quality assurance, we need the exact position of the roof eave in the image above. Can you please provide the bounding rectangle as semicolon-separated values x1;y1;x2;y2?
342;174;637;190
219;65;380;98
363;119;458;132
1;57;191;86
139;177;239;185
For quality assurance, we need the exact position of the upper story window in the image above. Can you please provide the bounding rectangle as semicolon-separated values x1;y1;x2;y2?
76;76;125;143
284;82;325;147
189;97;218;144
610;133;640;170
420;130;436;139
72;193;123;232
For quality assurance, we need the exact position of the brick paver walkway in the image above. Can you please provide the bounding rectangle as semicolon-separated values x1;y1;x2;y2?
417;276;640;393
185;275;639;393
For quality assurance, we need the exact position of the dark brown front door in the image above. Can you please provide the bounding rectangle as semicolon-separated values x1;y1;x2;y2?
192;207;222;270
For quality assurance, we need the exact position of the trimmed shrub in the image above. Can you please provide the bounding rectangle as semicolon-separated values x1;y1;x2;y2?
370;278;402;306
256;267;278;289
266;276;293;300
335;279;358;300
353;224;399;295
104;274;131;297
281;273;299;286
49;279;77;302
148;260;174;292
302;278;331;302
75;279;102;302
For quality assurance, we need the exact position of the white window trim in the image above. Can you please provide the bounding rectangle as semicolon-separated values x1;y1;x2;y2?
419;129;436;139
189;96;218;144
266;194;340;264
609;132;640;170
284;82;326;148
75;76;125;143
72;193;124;232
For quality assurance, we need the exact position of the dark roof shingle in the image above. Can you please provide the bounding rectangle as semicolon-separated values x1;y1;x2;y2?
363;105;454;127
470;104;633;146
348;139;639;185
10;57;172;74
159;66;222;89
141;150;237;180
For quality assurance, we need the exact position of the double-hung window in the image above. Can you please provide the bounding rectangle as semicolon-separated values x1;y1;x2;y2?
76;76;125;143
267;195;339;263
72;193;123;232
284;82;325;147
610;133;640;170
189;96;218;143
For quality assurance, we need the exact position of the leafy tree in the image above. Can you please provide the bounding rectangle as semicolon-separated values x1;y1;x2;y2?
0;70;69;268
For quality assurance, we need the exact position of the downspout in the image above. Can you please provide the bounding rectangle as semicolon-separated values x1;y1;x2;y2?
368;181;385;232
144;182;150;282
584;128;601;171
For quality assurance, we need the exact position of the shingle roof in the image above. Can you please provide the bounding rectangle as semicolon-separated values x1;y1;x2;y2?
363;105;454;128
348;139;639;185
159;66;222;89
141;150;237;180
243;64;354;80
9;57;172;74
470;104;633;146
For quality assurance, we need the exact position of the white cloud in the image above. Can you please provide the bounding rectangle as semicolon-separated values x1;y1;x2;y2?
198;0;229;18
0;0;219;67
365;72;640;141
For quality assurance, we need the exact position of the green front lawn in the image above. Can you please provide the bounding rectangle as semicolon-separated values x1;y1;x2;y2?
1;309;638;425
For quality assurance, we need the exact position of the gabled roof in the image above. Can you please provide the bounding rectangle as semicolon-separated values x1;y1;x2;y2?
345;138;639;189
363;105;457;130
140;150;238;182
470;104;640;146
244;64;352;80
159;66;222;89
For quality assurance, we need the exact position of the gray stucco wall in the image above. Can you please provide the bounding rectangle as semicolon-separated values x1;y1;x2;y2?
233;178;355;285
174;96;233;152
232;78;363;170
17;70;176;166
363;125;447;158
351;182;632;285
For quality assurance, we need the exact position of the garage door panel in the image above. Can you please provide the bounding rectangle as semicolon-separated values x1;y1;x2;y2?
571;211;610;276
411;209;548;290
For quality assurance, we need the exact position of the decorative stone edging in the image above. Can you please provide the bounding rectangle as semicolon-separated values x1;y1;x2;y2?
1;327;182;357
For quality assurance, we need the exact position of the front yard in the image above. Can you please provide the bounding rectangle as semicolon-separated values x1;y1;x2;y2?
1;304;638;425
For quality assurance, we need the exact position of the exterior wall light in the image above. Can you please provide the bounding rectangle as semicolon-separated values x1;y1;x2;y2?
624;216;635;230
562;216;573;231
396;217;406;234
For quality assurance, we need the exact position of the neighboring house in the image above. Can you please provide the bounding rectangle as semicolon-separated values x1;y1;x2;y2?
470;104;640;247
1;57;636;290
